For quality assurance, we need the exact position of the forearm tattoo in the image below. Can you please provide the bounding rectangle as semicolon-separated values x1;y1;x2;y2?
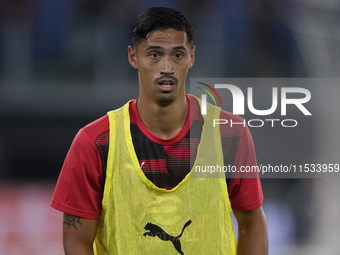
63;213;82;230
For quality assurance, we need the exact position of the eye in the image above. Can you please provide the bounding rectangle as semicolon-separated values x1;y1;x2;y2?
174;52;184;59
149;52;160;58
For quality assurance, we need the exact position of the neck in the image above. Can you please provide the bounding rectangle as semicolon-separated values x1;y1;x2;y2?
137;94;188;140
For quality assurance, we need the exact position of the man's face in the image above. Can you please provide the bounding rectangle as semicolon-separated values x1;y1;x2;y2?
128;28;195;105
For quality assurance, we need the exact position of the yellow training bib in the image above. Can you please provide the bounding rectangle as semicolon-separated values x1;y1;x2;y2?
94;98;237;254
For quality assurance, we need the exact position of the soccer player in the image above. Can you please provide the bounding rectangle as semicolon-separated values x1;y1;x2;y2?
51;7;268;255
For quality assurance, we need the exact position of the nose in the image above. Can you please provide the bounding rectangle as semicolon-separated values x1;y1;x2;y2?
160;57;174;75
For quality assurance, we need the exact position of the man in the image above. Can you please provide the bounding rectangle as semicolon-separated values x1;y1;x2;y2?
51;7;268;255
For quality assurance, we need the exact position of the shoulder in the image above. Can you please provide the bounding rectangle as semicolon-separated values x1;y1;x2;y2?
219;109;245;124
188;94;248;138
218;109;250;139
79;114;110;144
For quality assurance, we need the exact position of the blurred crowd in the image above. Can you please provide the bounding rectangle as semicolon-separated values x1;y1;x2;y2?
0;0;303;84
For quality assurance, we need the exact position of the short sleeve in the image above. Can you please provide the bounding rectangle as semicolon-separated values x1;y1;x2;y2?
227;124;264;211
50;128;104;219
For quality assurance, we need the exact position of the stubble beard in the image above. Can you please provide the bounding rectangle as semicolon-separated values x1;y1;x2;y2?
153;74;179;105
153;91;177;106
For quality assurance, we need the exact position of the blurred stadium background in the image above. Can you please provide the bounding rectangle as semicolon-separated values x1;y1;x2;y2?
0;0;340;254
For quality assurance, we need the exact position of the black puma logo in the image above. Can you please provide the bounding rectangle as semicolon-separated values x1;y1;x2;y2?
143;220;192;255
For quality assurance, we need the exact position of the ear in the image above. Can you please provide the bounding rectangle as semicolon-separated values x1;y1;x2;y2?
189;45;196;69
128;45;139;69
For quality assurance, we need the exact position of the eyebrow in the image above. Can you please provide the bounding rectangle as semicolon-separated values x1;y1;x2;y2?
145;46;162;51
173;46;188;51
144;45;188;52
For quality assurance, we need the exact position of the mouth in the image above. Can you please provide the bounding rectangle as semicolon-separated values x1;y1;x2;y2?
157;79;176;92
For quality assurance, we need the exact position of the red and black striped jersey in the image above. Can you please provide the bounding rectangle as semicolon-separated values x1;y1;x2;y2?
51;95;263;219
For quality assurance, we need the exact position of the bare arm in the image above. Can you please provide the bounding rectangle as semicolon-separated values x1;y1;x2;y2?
63;213;98;255
233;206;268;255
